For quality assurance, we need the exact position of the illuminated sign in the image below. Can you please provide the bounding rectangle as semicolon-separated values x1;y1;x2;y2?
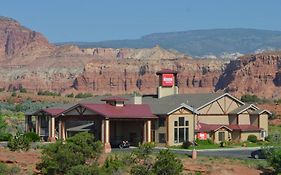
197;133;207;140
162;74;174;87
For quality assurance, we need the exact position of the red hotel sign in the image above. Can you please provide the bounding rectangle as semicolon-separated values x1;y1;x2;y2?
162;74;174;87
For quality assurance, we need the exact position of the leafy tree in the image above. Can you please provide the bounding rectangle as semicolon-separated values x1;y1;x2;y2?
152;149;183;175
265;147;281;174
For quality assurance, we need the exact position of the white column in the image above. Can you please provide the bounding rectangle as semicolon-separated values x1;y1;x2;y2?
147;120;151;142
48;117;52;137
25;116;29;132
105;119;110;143
36;116;41;136
51;117;55;138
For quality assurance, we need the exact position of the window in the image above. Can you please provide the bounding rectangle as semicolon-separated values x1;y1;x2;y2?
174;117;189;143
179;117;185;126
158;118;165;127
218;132;225;142
261;131;267;138
159;133;166;143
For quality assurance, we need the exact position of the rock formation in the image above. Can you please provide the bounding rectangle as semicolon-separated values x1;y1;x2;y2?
1;16;281;99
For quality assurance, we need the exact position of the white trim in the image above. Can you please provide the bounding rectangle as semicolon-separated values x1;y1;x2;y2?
167;103;199;115
256;109;272;115
236;104;259;114
213;125;233;132
196;93;245;111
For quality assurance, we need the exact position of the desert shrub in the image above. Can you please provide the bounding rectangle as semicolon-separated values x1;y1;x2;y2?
0;162;20;175
65;93;74;98
11;92;17;97
38;132;102;175
66;165;102;175
247;135;258;143
131;164;153;175
0;132;12;141
133;142;155;159
37;90;60;96
152;149;183;175
74;93;93;98
265;146;281;174
102;155;125;175
0;88;5;92
8;132;31;151
19;87;27;93
24;132;40;142
182;141;193;149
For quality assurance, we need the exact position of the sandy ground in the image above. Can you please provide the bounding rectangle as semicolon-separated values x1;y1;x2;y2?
0;147;273;175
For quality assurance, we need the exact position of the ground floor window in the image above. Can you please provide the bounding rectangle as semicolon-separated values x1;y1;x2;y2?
174;117;189;143
159;133;166;143
261;130;267;138
218;132;225;142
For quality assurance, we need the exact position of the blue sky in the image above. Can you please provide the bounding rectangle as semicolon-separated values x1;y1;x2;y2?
1;0;281;42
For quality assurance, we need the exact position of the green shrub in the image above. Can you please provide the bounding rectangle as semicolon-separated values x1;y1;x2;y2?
247;135;258;143
102;155;124;175
24;132;40;142
7;132;31;151
66;165;102;175
0;162;20;175
0;88;5;92
133;142;155;159
196;138;213;145
0;132;12;141
37;90;60;96
65;93;74;98
75;93;93;98
266;146;281;174
182;141;192;149
131;164;153;175
19;87;27;93
153;149;183;175
38;132;102;175
11;92;17;97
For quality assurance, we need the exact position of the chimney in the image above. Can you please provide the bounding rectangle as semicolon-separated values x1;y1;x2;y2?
134;95;142;104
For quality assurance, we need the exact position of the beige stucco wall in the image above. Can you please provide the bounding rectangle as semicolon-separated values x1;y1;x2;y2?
198;115;229;125
199;96;241;114
231;131;240;142
167;108;194;146
238;113;250;125
240;132;261;141
154;117;167;144
157;86;179;98
259;114;268;134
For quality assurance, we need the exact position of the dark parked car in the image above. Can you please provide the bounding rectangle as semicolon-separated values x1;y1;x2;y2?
251;149;267;159
110;138;130;149
251;147;276;159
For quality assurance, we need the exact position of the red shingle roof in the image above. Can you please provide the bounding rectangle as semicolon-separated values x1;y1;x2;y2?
32;108;65;117
197;123;262;132
81;103;156;119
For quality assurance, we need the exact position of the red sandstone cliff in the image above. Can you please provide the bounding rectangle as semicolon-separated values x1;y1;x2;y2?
215;52;281;98
2;17;281;99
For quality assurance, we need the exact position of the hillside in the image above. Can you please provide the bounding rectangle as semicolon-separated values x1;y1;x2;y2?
60;28;281;57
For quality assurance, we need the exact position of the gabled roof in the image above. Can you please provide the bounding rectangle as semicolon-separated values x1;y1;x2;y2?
229;104;259;115
250;109;272;115
196;93;245;110
167;103;199;115
32;108;65;117
61;103;156;119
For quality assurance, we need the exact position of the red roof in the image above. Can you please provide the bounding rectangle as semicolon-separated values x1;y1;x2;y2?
33;108;65;117
101;96;128;102
197;123;262;132
156;69;178;75
81;103;156;119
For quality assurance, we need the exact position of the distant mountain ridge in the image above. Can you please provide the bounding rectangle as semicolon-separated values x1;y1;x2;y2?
57;28;281;57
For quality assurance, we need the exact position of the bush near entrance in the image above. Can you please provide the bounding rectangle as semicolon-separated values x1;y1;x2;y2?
247;135;258;143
